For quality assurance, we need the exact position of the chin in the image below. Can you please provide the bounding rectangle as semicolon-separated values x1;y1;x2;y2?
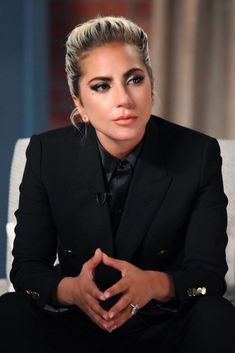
114;130;143;143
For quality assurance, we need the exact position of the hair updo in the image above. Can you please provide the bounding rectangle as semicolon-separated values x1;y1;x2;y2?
65;16;153;98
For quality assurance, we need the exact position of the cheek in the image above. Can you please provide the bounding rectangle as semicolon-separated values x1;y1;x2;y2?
91;101;110;117
82;98;111;127
139;88;153;109
91;90;111;105
82;94;108;115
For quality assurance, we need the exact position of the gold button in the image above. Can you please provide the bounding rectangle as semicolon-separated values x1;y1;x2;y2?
197;287;207;295
158;249;167;256
187;288;193;296
25;290;40;300
201;287;207;295
187;288;197;297
187;287;207;297
31;291;40;300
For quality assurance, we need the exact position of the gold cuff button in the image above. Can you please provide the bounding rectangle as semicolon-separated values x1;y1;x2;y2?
187;287;207;297
197;287;207;295
158;249;167;256
25;290;40;300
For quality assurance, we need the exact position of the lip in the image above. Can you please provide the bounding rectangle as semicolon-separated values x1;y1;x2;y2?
114;115;137;123
114;115;137;121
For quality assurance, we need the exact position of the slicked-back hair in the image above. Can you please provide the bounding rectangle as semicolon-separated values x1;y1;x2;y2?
65;16;153;98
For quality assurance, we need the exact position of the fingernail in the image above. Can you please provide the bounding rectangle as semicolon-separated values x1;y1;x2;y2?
103;314;109;320
104;292;110;299
103;323;108;330
109;312;114;319
99;294;105;301
109;325;117;333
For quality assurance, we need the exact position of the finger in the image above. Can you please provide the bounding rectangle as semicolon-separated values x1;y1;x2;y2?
75;292;112;328
87;308;112;331
73;272;105;301
103;278;126;300
86;303;116;332
85;248;103;279
102;252;127;275
88;281;106;301
86;295;110;321
108;307;131;330
88;248;103;268
107;292;131;318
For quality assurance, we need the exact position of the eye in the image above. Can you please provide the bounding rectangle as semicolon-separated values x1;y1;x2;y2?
90;82;111;92
127;75;145;85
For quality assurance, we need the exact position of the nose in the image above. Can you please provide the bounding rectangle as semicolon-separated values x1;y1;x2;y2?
116;84;133;108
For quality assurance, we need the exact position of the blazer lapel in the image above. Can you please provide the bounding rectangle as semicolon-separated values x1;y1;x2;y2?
115;118;172;261
66;125;114;257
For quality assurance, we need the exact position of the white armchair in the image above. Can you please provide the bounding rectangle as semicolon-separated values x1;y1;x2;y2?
218;140;235;303
1;138;235;304
5;138;30;293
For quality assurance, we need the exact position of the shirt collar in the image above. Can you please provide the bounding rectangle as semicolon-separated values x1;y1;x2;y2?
97;139;143;184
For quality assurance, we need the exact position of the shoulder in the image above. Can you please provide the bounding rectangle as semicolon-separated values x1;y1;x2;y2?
150;115;220;152
36;124;80;143
24;125;89;173
27;124;86;153
149;115;221;171
151;115;213;142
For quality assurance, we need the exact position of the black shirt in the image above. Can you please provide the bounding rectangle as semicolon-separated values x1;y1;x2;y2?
97;139;142;184
97;139;142;232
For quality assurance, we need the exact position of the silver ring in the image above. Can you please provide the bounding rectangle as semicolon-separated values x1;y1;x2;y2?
130;303;139;316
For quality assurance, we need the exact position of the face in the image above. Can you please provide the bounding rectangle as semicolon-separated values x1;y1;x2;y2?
73;42;153;157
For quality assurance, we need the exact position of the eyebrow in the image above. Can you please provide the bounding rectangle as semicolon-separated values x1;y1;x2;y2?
87;67;145;85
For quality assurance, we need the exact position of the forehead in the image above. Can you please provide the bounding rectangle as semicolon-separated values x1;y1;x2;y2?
79;42;145;77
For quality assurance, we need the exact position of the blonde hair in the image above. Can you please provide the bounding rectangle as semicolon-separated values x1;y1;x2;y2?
65;16;153;98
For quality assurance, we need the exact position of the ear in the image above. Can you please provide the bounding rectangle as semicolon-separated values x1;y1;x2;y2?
72;96;89;123
72;96;86;117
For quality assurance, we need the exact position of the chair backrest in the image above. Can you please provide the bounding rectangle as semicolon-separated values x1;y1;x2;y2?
8;138;30;224
6;138;30;291
5;138;235;303
218;140;235;303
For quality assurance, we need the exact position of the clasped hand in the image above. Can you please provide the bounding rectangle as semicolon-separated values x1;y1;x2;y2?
56;248;174;332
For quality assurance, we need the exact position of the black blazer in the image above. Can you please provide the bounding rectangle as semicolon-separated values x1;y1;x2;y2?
11;116;228;309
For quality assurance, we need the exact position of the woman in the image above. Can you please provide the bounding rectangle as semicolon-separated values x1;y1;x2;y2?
0;16;235;353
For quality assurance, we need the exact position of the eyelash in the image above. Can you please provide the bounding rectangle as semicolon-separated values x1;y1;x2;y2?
91;82;110;92
128;75;145;85
90;75;145;92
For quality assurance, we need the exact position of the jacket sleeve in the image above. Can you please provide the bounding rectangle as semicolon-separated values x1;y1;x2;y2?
170;137;228;302
10;135;65;308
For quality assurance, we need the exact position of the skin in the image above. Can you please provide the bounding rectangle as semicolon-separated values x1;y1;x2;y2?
57;42;175;332
73;42;153;158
